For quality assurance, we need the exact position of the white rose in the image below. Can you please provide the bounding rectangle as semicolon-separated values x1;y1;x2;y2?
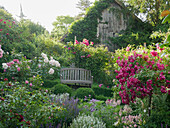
50;56;53;60
48;68;54;74
0;49;4;54
41;53;47;58
2;63;8;69
55;61;60;67
49;59;56;66
44;57;49;63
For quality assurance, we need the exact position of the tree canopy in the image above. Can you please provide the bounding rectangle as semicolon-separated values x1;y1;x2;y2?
51;15;75;40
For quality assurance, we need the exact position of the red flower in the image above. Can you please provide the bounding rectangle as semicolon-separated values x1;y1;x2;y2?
4;78;8;81
0;97;4;101
150;50;158;57
26;121;31;125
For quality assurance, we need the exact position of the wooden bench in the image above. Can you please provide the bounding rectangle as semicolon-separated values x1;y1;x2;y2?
60;68;93;88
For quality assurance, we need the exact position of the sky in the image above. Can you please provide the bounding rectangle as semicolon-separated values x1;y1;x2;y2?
0;0;96;32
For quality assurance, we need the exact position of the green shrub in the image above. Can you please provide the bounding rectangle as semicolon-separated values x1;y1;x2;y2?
95;95;110;101
70;113;106;128
53;84;72;95
92;86;113;97
75;88;95;99
43;79;60;88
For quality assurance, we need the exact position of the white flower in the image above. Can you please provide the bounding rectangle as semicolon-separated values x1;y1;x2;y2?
44;57;49;63
49;68;54;74
55;61;60;67
0;49;3;54
50;56;53;60
49;59;56;66
114;121;119;126
2;63;8;69
41;53;47;58
144;109;146;113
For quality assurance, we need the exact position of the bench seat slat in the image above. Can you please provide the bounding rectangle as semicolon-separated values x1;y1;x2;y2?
60;68;93;86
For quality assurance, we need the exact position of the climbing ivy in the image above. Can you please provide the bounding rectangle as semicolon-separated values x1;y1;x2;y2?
64;0;116;43
64;0;149;45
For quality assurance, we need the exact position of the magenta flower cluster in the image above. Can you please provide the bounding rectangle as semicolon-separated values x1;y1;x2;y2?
115;52;169;104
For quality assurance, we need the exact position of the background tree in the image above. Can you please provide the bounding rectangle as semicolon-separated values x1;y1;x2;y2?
76;0;93;19
51;15;74;40
121;0;170;26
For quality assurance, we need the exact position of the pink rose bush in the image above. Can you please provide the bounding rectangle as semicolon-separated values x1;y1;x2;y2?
114;44;170;104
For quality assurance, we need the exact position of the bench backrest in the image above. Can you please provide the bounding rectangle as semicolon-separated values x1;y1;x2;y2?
60;68;92;81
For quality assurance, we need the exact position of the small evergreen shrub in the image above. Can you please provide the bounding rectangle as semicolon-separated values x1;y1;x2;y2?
70;114;106;128
43;79;60;88
92;86;113;97
75;88;95;99
95;95;110;101
53;84;72;95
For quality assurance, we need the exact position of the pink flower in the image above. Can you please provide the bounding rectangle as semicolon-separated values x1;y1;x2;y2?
17;67;21;71
81;56;85;58
6;33;9;35
38;64;41;68
87;54;91;58
9;20;11;22
4;21;6;24
25;80;29;84
68;47;71;50
107;86;109;88
75;40;79;44
126;47;130;51
161;86;167;93
0;19;3;22
9;26;11;28
150;50;158;57
29;83;32;87
99;84;102;87
90;42;94;45
0;29;3;31
72;52;76;54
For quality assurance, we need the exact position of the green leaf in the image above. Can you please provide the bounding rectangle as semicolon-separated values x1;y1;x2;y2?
162;14;170;24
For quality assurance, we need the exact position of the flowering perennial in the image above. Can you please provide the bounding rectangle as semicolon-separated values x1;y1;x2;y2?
115;50;169;104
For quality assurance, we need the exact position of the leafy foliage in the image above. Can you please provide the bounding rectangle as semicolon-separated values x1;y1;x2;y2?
75;88;95;99
53;84;72;95
51;15;74;40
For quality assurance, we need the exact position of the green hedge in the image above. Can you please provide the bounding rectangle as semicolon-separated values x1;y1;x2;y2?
92;86;113;97
95;95;110;101
43;79;60;88
53;84;72;95
75;88;95;99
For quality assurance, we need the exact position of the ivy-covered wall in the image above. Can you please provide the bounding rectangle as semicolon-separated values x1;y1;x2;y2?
64;0;116;43
65;0;139;42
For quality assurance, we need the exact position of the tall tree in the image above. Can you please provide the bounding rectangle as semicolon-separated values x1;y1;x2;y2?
76;0;93;18
51;15;75;40
121;0;170;26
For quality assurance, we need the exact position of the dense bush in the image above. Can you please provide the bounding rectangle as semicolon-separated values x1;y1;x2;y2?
92;86;113;97
43;79;60;88
75;88;95;99
53;84;72;95
94;95;110;101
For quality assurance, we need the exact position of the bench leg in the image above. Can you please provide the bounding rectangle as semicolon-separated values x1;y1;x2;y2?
89;84;91;88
